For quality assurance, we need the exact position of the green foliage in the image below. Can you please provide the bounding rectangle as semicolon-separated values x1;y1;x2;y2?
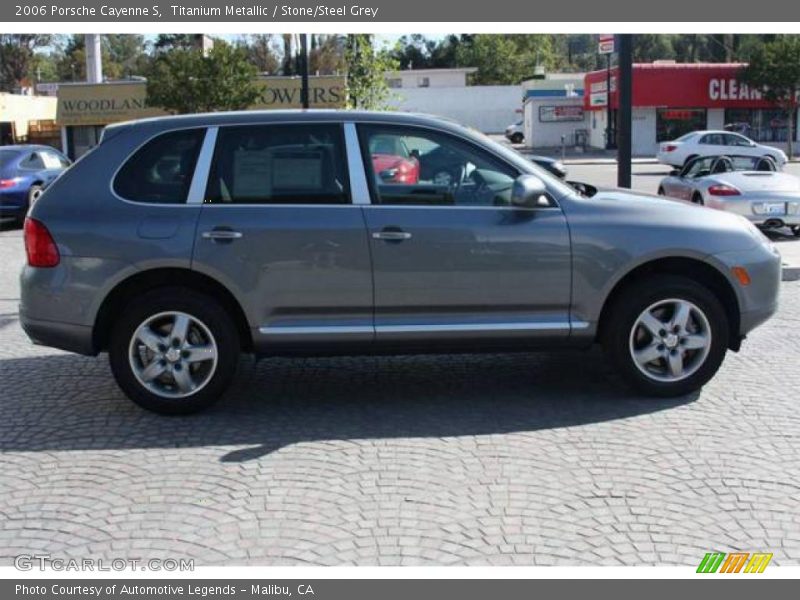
739;36;800;157
455;35;559;85
0;34;51;91
146;42;261;114
345;34;398;110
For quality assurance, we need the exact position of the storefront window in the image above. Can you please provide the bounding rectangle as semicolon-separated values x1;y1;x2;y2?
656;108;707;142
724;109;790;143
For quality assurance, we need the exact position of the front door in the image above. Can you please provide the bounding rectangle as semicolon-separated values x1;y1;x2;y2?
192;122;373;352
357;123;572;348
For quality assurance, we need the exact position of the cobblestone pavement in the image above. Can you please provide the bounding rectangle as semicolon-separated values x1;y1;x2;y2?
1;227;799;566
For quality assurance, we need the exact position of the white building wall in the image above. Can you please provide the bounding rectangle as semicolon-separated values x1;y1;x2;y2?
707;108;725;130
523;98;588;148
632;108;657;156
389;86;522;133
390;71;469;88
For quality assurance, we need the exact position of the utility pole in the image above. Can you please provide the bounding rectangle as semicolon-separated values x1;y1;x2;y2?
300;33;310;109
617;34;633;189
84;34;103;83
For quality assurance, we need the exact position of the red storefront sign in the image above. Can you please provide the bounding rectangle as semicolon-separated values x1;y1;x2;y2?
584;63;775;110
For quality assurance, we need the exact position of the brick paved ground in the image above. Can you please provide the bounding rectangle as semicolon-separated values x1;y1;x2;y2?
1;226;799;566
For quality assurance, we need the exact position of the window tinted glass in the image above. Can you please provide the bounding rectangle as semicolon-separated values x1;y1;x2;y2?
20;153;45;170
359;125;518;207
114;128;205;204
205;124;350;205
724;133;752;147
42;150;69;169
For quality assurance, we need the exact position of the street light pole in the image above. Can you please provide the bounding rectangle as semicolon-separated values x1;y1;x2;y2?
617;34;633;189
300;33;310;109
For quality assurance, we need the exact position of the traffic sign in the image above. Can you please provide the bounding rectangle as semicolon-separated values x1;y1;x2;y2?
598;34;615;54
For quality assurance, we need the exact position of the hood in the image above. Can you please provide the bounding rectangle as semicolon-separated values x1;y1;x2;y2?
710;171;800;194
585;188;762;250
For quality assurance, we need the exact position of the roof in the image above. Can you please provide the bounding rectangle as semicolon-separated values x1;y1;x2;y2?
384;67;478;76
105;109;471;133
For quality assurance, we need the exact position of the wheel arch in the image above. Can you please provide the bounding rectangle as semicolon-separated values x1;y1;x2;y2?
595;256;742;351
93;267;253;353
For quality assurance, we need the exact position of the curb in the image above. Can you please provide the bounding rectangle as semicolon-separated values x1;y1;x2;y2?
783;266;800;282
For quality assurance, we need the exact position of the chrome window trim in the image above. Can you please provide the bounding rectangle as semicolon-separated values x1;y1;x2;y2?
344;122;371;205
259;320;589;335
187;127;218;205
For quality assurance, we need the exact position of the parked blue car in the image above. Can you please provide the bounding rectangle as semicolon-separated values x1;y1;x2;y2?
0;145;71;225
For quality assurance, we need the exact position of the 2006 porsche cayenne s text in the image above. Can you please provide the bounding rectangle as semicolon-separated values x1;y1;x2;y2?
20;111;781;414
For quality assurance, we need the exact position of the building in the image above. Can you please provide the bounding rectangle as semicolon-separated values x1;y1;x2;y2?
583;61;800;155
385;67;477;89
56;76;346;159
0;92;58;146
387;67;520;133
521;73;587;148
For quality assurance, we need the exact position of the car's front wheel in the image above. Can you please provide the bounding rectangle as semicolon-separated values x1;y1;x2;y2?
510;132;524;144
109;287;239;414
602;275;729;397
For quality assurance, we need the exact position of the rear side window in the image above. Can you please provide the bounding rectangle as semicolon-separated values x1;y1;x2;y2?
204;123;350;205
114;128;205;204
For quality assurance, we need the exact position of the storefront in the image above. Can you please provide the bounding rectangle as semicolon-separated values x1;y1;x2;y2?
57;76;346;159
583;62;800;156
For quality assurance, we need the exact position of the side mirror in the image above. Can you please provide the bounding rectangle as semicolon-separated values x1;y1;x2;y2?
669;169;680;177
511;174;550;208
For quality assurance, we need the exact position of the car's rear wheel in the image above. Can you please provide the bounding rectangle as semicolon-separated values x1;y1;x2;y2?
109;287;239;415
657;186;666;196
792;225;800;237
691;192;704;205
510;132;524;144
602;275;729;397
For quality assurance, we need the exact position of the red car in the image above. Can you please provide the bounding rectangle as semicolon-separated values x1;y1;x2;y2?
369;135;419;184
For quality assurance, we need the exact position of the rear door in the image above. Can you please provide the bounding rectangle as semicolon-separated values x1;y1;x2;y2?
191;122;374;352
356;123;572;347
697;133;726;158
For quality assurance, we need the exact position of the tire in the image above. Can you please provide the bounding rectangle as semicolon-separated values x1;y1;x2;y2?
28;184;43;207
691;192;704;206
602;274;729;397
510;132;524;144
109;287;239;415
792;225;800;237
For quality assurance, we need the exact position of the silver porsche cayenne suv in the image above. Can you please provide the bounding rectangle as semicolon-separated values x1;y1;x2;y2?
20;111;781;414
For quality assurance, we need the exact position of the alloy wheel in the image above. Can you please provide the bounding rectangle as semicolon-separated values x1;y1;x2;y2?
128;311;218;398
628;298;712;383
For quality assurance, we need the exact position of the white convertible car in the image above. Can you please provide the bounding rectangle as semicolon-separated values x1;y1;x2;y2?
657;154;800;235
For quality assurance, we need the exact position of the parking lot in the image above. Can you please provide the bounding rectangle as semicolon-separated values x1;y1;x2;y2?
1;166;799;566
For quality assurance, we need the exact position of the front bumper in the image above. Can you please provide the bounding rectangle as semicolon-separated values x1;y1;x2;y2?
710;241;782;337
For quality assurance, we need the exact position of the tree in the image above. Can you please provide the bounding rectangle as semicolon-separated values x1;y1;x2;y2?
344;34;398;109
0;34;51;91
242;34;280;74
146;42;261;114
739;36;800;158
455;35;557;85
154;34;198;53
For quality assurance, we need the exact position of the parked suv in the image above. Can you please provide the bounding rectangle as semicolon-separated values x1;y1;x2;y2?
21;111;781;414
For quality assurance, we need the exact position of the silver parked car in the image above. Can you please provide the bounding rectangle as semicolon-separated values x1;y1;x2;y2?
658;155;800;236
20;111;781;414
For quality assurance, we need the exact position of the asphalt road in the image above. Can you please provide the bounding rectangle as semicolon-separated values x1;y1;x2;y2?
1;225;799;566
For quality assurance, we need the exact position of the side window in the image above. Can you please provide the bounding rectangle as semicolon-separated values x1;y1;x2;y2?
19;152;45;170
725;133;752;147
42;151;68;169
359;125;518;207
205;123;350;205
114;128;205;204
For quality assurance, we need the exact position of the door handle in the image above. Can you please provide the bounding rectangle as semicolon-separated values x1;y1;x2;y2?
202;229;243;241
372;230;412;241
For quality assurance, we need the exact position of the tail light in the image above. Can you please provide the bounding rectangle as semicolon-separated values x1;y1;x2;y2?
0;178;17;189
708;184;741;197
24;217;60;267
663;144;677;152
